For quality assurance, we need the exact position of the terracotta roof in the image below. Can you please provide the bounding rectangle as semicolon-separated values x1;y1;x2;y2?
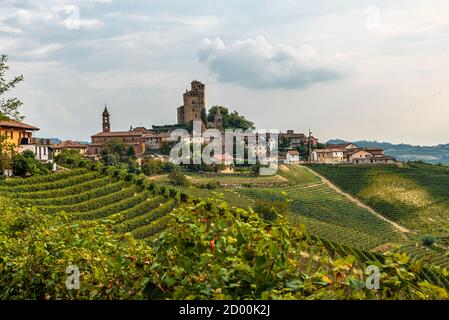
143;131;171;138
287;150;300;155
0;119;39;131
91;131;143;137
328;143;357;149
52;140;88;149
348;149;373;156
364;148;384;154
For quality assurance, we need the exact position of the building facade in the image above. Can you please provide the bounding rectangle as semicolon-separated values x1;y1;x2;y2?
0;119;39;152
88;107;145;156
280;130;318;149
52;140;88;157
19;138;53;162
312;143;397;164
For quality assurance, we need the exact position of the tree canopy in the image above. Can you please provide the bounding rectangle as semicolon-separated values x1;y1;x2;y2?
0;55;24;121
100;140;136;165
207;106;255;131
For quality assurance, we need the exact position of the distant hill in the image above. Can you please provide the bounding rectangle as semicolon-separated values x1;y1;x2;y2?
327;139;449;165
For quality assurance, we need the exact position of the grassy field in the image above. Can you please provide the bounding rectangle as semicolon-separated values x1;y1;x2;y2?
308;163;449;236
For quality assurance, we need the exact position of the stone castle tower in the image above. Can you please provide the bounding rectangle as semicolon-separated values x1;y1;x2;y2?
177;80;206;126
102;105;110;132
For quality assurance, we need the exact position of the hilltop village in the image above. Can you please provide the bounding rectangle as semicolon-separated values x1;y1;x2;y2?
0;80;396;175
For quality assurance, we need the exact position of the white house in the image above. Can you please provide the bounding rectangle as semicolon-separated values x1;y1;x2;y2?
19;138;53;163
285;150;300;164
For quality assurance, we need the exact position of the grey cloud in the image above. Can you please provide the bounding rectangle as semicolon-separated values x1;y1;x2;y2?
198;36;350;90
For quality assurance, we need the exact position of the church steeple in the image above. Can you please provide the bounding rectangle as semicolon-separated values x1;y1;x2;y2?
214;107;223;131
102;104;110;132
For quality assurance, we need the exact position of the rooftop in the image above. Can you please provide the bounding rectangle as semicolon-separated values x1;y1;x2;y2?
52;140;88;149
92;131;143;137
328;143;357;149
0;119;40;131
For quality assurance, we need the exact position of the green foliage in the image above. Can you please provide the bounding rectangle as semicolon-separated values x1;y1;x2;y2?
13;150;50;176
0;133;15;174
101;140;135;165
0;198;153;299
168;169;190;187
1;170;449;300
0;55;24;121
141;157;175;176
254;199;289;222
0;168;88;187
422;235;436;247
147;198;449;299
1;171;100;193
207;106;255;130
160;141;177;156
55;149;83;167
198;180;220;189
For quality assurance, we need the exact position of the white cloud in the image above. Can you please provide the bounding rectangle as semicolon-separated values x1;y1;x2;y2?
22;43;65;58
198;36;351;90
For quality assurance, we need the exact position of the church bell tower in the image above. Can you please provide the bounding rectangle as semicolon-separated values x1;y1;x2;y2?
102;105;110;133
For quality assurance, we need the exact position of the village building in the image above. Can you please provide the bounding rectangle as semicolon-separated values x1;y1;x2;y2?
0;119;39;152
52;140;88;157
312;142;397;164
312;149;335;163
280;130;319;149
285;150;301;164
0;119;54;162
88;107;145;157
1;119;56;175
18;138;53;162
328;142;359;150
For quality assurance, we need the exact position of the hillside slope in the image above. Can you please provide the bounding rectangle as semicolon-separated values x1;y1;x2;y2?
308;163;449;236
1;170;449;299
168;166;406;250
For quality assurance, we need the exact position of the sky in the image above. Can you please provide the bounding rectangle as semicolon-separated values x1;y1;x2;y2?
1;0;449;145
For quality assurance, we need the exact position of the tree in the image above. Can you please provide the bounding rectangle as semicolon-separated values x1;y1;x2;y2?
207;106;255;131
168;168;190;186
127;145;136;159
54;149;83;167
0;134;15;176
100;140;132;164
200;108;207;125
160;141;177;156
12;150;49;176
0;55;24;121
207;106;229;123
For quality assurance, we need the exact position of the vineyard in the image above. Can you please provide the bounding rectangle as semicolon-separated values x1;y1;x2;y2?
308;163;449;235
0;168;178;241
1;165;449;298
167;166;405;250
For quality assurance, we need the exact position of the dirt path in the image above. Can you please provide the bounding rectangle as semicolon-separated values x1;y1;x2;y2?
302;166;413;236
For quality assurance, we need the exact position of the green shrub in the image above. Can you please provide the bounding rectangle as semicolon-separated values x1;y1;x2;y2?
253;199;289;222
168;169;190;187
422;235;436;247
125;173;137;182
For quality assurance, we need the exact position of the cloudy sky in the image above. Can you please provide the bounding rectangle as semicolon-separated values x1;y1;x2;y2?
1;0;449;145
